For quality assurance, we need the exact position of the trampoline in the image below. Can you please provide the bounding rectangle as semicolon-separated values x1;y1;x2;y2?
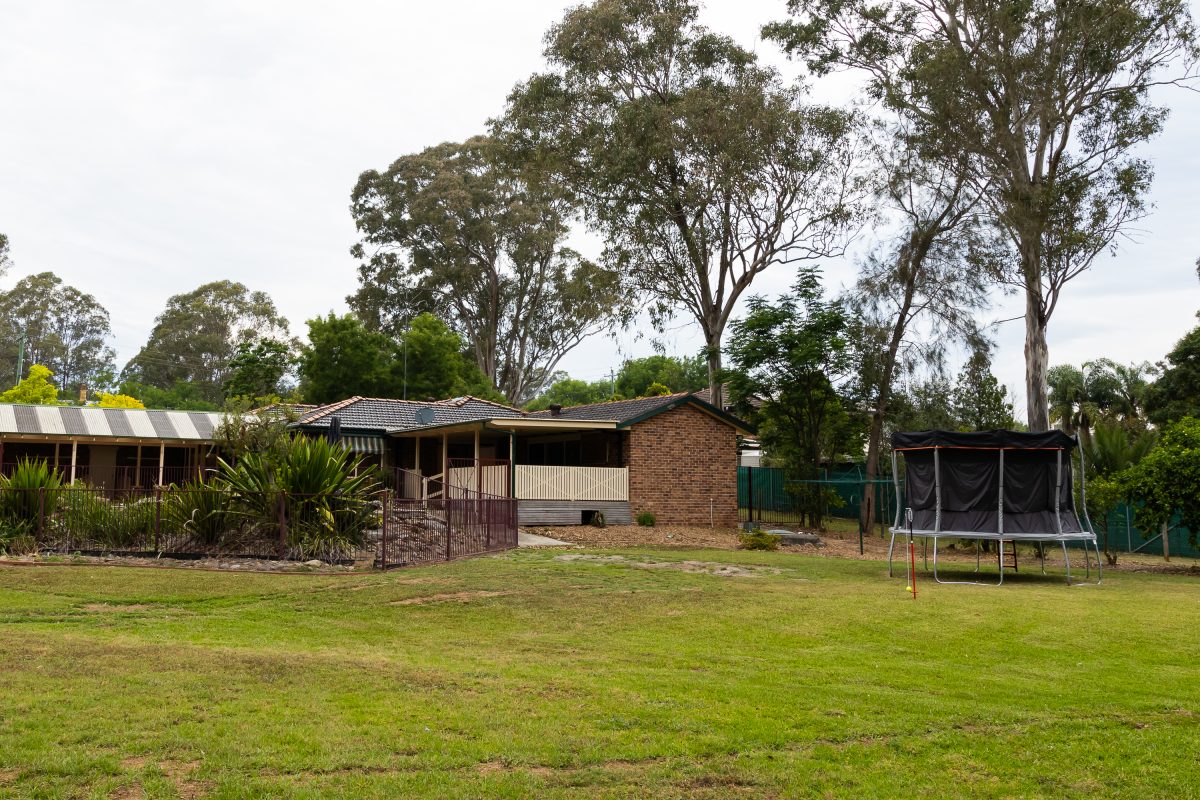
887;429;1101;586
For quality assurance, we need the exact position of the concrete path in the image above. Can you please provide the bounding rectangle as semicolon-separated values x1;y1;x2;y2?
518;531;571;547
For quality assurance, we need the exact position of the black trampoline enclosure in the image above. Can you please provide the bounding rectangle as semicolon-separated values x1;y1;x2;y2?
888;429;1101;585
891;429;1085;536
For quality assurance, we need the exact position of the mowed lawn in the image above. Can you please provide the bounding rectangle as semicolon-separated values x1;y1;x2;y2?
0;549;1197;799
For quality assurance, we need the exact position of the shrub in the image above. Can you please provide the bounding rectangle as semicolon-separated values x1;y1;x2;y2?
220;436;381;558
738;530;781;551
164;481;232;547
1;532;36;555
58;491;157;549
636;510;656;527
0;458;63;530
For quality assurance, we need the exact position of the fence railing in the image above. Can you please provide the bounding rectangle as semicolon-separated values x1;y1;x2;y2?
514;465;628;501
0;475;518;568
1;463;206;492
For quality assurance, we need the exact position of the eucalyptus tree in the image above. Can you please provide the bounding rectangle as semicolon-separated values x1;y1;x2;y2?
349;135;621;404
499;0;865;408
846;126;992;526
767;0;1198;430
0;271;116;396
122;280;293;406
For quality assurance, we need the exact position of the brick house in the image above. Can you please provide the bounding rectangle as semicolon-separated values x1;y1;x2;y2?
292;392;753;527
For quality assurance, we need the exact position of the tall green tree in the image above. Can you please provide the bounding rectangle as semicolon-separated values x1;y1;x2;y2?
0;234;10;277
525;377;613;411
0;271;115;396
122;280;293;406
951;348;1016;431
500;0;864;408
615;355;707;399
349;135;621;404
768;0;1198;430
299;313;502;406
847;123;992;527
299;314;396;405
1145;316;1200;425
726;268;860;527
1110;417;1200;548
224;340;294;401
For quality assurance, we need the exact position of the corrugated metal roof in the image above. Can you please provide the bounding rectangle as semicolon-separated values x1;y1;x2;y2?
0;404;223;441
296;396;524;433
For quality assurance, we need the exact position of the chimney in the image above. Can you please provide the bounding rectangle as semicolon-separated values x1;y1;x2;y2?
78;385;88;405
549;404;562;417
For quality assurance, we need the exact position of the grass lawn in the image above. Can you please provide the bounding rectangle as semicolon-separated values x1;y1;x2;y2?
0;548;1197;799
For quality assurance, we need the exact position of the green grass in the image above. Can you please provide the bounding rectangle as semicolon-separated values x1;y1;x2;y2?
0;549;1197;798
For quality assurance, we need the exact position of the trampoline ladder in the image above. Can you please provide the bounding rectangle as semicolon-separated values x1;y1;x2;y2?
999;540;1018;572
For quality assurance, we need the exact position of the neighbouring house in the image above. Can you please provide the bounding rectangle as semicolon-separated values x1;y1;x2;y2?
0;392;754;526
292;392;754;526
0;404;222;489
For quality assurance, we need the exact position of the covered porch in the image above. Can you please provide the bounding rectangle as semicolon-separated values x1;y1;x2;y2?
388;419;631;515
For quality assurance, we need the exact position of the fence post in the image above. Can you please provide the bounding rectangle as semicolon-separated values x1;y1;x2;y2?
277;493;288;559
154;486;162;552
380;491;389;570
746;467;754;525
1162;521;1170;563
445;499;453;562
37;487;45;541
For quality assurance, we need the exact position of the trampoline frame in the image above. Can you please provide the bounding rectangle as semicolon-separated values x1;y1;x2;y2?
886;435;1102;586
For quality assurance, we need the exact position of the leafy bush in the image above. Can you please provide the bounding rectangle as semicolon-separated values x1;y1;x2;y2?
164;481;232;547
220;436;381;557
58;491;157;549
738;530;781;551
0;458;63;530
1;532;36;555
636;510;656;527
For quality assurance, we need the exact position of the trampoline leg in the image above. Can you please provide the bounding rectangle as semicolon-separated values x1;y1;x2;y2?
998;540;1005;586
1083;540;1091;580
1061;540;1072;585
932;537;942;583
1040;544;1046;575
975;544;981;574
923;538;928;571
887;531;897;578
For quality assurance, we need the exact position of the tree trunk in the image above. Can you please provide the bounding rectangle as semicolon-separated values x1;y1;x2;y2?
705;337;723;409
1024;282;1050;431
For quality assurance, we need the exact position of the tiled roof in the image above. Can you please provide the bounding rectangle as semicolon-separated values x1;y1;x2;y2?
294;396;524;433
525;393;690;424
0;404;224;441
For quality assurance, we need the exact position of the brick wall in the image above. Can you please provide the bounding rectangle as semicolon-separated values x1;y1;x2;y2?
626;404;739;527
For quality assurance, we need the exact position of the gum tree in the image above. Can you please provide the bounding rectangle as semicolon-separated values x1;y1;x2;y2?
500;0;864;408
767;0;1198;429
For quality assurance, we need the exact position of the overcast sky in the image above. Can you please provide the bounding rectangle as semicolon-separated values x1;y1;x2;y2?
2;1;1198;413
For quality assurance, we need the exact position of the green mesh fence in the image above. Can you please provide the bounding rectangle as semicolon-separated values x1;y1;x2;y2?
738;465;1200;557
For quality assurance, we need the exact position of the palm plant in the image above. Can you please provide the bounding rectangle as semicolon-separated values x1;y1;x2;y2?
0;458;63;537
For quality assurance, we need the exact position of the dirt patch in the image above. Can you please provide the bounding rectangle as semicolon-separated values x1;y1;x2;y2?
0;769;18;785
158;760;210;799
530;524;744;550
391;590;515;605
108;785;143;799
554;554;781;577
86;604;152;614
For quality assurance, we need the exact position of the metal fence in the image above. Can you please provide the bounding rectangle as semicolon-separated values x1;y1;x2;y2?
738;466;898;527
0;479;518;569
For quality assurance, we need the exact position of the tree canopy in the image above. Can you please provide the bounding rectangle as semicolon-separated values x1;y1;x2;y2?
350;135;621;404
223;340;294;401
299;313;502;406
501;0;863;407
1145;317;1200;425
0;364;61;405
726;268;860;526
0;272;115;397
768;0;1198;429
122;280;293;407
